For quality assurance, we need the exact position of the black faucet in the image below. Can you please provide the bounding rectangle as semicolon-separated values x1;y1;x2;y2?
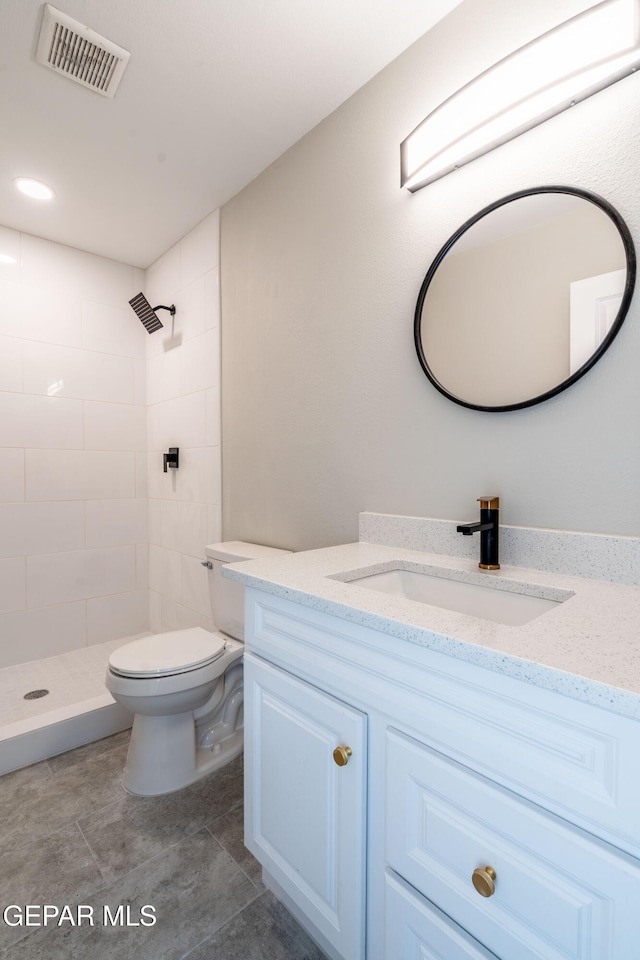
163;447;179;473
457;497;500;570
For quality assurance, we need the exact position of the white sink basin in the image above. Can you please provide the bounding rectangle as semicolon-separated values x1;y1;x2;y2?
349;567;566;626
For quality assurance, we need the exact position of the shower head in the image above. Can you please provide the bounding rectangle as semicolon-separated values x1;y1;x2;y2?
128;292;176;334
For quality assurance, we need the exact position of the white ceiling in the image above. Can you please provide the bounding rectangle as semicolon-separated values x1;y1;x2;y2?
0;0;461;268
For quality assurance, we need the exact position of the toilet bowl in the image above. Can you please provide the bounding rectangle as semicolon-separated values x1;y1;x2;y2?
106;541;290;796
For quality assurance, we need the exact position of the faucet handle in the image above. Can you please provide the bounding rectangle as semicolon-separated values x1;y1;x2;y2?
478;496;499;510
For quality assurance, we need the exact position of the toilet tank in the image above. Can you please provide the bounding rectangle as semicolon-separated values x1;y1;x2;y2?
204;541;291;641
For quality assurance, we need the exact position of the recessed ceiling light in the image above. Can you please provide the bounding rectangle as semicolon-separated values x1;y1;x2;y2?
0;254;17;264
14;177;55;200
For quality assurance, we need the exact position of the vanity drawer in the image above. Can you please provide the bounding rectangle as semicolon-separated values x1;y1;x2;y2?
385;728;640;960
247;590;640;856
384;870;497;960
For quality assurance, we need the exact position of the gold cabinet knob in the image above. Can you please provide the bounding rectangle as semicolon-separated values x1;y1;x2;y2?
333;745;352;767
472;866;496;898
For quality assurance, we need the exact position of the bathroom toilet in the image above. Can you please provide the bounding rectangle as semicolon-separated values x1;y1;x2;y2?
106;541;289;796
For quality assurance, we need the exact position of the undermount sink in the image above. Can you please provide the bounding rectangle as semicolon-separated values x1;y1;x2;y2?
348;567;569;626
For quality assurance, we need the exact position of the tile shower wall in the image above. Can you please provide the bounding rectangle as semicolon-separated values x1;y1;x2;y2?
0;225;149;668
145;211;221;633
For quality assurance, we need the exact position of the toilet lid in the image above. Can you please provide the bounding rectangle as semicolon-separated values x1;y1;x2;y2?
108;627;227;678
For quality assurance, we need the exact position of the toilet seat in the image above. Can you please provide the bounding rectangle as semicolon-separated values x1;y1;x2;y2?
108;627;227;679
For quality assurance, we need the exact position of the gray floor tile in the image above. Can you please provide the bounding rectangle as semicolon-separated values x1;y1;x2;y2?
207;804;264;890
0;822;105;952
0;745;127;854
0;737;320;960
184;890;328;960
0;762;51;808
79;755;243;884
5;827;259;960
47;730;131;774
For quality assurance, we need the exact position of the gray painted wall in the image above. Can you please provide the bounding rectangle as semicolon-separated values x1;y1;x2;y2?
221;0;640;551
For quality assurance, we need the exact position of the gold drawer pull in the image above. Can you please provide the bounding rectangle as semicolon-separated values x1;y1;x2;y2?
472;866;496;898
333;745;352;767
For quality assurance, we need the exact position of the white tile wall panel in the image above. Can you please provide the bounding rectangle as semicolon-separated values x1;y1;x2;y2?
20;287;84;348
180;329;218;395
146;447;215;504
0;602;86;669
0;280;83;347
175;275;208;342
85;499;147;549
81;300;146;359
147;498;162;546
207;503;222;545
148;543;182;602
159;499;180;549
149;589;162;633
0;337;23;392
0;394;83;449
20;234;138;308
83;401;146;451
27;546;136;608
136;544;149;589
132;266;145;295
148;392;207;451
147;347;181;405
25;450;136;501
133;357;146;406
204;446;220;506
135;451;148;499
0;502;84;557
0;449;24;502
205;387;221;446
181;554;212;618
0;279;23;340
160;595;214;634
145;243;180;324
86;589;149;645
177;501;209;559
0;558;25;613
23;341;135;403
202;268;220;328
0;226;152;665
0;227;20;278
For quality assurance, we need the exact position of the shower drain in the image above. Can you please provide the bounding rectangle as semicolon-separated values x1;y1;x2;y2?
23;689;49;700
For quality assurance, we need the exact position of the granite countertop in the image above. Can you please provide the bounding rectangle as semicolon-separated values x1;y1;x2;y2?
224;542;640;721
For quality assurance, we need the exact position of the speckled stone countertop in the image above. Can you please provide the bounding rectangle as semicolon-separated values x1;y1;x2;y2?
225;539;640;721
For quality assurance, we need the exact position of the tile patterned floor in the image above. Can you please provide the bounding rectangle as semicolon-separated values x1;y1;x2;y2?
0;732;327;960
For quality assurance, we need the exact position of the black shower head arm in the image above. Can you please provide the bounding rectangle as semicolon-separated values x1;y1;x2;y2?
129;292;176;334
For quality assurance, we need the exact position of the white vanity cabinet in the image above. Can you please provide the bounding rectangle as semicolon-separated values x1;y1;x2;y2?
243;650;368;960
242;587;640;960
384;728;640;960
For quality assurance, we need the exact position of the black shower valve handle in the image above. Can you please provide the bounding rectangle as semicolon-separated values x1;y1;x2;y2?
163;448;179;472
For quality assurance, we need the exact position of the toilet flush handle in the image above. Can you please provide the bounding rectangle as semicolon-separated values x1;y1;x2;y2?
201;560;213;569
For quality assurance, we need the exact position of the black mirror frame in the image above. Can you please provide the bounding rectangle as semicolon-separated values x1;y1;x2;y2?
414;185;636;412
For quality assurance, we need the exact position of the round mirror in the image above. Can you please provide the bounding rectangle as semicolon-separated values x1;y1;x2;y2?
414;186;636;412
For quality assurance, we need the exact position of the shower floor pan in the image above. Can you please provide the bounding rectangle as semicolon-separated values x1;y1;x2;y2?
0;636;144;776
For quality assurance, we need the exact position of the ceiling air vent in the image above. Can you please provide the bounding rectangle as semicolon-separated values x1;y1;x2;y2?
35;4;130;99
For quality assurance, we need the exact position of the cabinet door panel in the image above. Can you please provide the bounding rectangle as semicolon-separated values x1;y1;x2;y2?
385;870;498;960
244;652;367;960
386;728;640;960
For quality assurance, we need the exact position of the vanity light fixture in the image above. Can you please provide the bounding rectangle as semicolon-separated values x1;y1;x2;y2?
401;0;640;191
13;177;56;201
